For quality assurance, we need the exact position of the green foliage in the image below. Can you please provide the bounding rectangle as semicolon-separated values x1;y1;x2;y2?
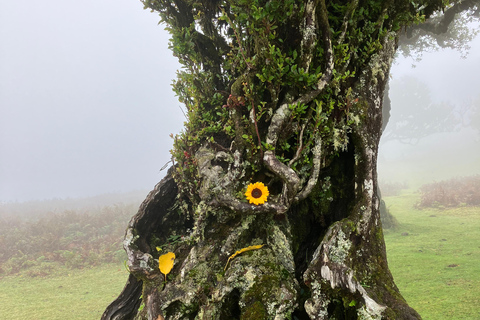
156;234;184;253
143;0;451;206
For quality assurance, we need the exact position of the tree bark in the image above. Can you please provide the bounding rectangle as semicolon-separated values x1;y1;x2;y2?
102;33;421;320
97;0;475;318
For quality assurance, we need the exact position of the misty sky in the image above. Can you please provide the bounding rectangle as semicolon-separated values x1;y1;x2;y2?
1;1;479;202
1;0;183;202
381;36;480;186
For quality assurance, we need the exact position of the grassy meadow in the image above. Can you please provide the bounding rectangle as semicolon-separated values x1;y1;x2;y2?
0;193;141;320
1;187;479;319
0;264;128;320
384;192;480;319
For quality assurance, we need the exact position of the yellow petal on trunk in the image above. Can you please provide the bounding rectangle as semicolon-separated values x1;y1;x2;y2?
158;252;175;276
224;245;264;271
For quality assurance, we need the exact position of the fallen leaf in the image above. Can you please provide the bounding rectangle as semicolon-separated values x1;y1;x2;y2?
158;252;175;279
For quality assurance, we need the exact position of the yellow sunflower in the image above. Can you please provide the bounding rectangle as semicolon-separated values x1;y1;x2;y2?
245;182;269;205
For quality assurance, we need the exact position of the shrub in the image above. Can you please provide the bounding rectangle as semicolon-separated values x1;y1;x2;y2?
0;201;139;276
380;199;399;230
379;181;408;197
417;175;480;208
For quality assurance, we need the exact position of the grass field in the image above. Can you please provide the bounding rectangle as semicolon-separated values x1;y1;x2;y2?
384;192;480;319
1;192;479;319
0;264;128;320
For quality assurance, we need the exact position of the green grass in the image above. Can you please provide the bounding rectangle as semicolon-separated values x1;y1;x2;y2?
0;264;128;320
384;192;480;320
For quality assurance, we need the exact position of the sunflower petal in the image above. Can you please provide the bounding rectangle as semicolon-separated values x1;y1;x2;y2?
224;245;264;271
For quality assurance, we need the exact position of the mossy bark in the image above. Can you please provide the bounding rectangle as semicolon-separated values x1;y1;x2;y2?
102;31;420;320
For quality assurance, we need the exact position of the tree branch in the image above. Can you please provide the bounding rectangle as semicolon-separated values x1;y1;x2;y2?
212;193;289;215
263;150;301;204
288;123;307;167
262;0;333;206
338;0;359;45
300;0;319;72
406;0;480;37
294;133;322;202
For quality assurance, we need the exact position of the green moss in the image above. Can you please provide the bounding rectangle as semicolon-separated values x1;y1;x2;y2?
231;74;249;96
243;272;280;311
241;301;268;320
345;219;358;234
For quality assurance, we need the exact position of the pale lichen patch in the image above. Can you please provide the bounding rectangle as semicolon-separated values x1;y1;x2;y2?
268;224;295;274
326;228;352;264
364;179;374;199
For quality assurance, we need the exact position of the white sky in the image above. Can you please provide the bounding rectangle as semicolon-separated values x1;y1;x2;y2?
392;37;480;104
0;0;183;202
0;1;479;202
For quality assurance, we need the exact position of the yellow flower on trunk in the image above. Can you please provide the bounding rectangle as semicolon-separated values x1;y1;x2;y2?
245;182;269;205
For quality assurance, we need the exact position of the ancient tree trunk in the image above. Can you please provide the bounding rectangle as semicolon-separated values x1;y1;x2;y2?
102;41;417;320
100;1;457;319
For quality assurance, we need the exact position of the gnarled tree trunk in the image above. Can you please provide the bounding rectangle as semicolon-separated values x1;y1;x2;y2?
102;39;418;320
100;1;465;319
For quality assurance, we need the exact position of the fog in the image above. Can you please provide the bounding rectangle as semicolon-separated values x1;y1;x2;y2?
0;0;183;202
1;1;479;203
380;39;480;187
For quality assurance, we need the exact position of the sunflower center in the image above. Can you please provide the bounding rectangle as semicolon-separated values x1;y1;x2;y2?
251;188;263;199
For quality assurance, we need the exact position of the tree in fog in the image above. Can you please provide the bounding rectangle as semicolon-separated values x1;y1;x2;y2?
103;1;480;319
465;95;480;136
381;0;480;138
382;76;457;144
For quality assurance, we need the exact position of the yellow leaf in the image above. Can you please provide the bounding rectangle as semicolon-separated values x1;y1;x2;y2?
224;245;264;271
158;252;175;277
